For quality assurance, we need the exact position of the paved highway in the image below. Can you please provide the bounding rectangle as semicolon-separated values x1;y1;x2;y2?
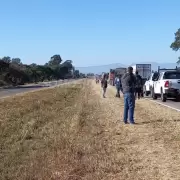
144;96;180;111
110;84;180;112
0;79;71;99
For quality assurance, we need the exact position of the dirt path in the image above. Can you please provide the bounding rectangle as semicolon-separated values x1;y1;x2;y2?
91;80;180;180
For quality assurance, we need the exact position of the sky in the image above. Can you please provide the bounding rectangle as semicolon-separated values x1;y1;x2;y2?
0;0;180;67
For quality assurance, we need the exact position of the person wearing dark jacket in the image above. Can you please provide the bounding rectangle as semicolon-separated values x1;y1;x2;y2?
121;66;136;124
101;74;108;98
135;71;143;99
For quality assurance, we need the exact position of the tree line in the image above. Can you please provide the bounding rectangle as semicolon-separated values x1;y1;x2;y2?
0;54;86;86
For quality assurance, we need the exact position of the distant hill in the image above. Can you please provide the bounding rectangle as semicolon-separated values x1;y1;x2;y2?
76;63;127;74
76;62;179;74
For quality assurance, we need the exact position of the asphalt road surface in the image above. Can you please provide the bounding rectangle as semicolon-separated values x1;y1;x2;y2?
0;79;72;99
144;96;180;111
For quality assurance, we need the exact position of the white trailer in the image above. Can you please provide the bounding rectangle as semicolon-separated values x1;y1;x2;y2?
132;64;151;79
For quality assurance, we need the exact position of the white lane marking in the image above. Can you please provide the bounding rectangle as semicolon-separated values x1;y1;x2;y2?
144;98;180;112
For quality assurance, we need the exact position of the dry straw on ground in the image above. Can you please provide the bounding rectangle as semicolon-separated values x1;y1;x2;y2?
0;79;180;180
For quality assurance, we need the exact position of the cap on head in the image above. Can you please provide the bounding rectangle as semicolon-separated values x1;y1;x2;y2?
128;66;133;73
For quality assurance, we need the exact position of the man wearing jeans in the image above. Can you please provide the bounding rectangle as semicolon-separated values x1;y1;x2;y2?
121;66;136;124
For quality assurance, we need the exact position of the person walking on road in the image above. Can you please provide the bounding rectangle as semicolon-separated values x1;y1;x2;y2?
121;66;136;124
101;74;108;98
135;71;143;100
114;75;122;98
95;75;99;84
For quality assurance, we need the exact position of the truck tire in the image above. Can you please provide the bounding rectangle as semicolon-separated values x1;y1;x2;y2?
151;88;157;100
175;95;180;102
161;88;167;102
143;86;148;96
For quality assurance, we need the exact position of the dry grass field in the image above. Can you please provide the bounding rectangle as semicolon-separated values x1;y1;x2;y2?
0;79;180;180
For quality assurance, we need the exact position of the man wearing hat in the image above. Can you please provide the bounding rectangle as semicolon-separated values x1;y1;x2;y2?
121;66;136;124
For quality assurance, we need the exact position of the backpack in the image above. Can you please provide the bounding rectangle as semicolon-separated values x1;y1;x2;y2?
115;77;121;87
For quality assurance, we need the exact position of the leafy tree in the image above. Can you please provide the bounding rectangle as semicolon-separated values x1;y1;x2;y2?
79;73;85;78
4;66;29;85
0;60;9;72
62;60;73;68
0;54;82;87
61;60;74;78
11;58;21;64
74;70;80;78
30;63;37;67
48;55;62;66
0;60;9;84
1;56;11;63
170;28;180;64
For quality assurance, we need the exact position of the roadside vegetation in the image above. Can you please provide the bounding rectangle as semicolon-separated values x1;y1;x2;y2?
0;55;85;87
1;80;180;180
0;80;86;179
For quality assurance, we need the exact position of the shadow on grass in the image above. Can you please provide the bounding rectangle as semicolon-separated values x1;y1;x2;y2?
138;119;180;125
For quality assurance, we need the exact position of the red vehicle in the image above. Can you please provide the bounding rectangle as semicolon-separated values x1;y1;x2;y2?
109;70;115;86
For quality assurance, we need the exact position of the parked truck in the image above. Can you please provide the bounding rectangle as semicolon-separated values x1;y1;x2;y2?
109;67;127;86
143;66;180;101
151;67;180;102
144;72;159;96
115;67;127;76
132;64;151;79
109;69;115;86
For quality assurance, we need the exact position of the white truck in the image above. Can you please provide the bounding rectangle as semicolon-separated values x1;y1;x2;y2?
132;64;151;79
143;72;159;96
151;70;180;102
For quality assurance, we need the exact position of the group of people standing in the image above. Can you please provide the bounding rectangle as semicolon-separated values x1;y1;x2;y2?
100;66;143;125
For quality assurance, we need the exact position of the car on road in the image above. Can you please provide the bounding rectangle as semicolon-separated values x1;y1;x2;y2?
151;70;180;102
143;72;159;96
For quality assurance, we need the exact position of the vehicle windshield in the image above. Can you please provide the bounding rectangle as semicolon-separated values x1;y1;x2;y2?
152;72;159;80
163;71;180;79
